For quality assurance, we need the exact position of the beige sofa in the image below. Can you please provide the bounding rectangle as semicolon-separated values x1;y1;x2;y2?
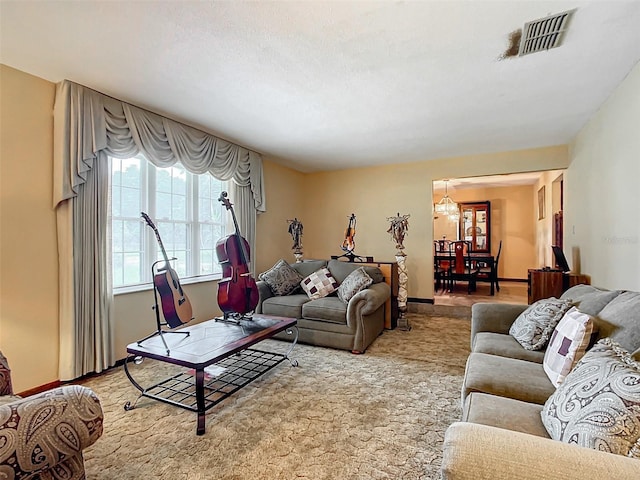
442;284;640;479
0;351;104;479
256;259;391;353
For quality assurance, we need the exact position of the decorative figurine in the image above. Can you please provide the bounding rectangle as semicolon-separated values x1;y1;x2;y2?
287;218;304;262
341;213;357;254
387;212;410;253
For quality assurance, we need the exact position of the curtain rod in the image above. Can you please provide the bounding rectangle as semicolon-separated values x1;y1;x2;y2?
67;79;261;156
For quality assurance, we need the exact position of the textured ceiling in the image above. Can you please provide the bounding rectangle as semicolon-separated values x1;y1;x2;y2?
1;1;639;172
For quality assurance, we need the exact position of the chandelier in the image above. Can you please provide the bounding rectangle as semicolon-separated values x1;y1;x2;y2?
434;180;459;217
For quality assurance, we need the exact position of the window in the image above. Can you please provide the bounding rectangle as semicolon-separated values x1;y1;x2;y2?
111;155;227;289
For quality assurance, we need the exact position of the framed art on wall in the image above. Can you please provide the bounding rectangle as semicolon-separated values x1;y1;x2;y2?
538;186;546;220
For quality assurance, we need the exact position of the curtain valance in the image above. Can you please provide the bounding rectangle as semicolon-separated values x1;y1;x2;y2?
53;80;265;212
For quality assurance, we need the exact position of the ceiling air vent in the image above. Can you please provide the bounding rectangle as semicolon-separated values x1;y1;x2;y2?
519;9;575;56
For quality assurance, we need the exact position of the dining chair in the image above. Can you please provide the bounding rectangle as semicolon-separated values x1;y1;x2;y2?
476;240;502;295
448;240;477;294
434;240;452;292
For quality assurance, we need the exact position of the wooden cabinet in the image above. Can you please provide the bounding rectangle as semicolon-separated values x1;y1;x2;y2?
362;261;399;330
460;202;490;253
527;269;590;304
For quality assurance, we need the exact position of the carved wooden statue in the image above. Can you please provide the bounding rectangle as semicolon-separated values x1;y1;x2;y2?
287;218;304;262
387;212;410;253
287;218;303;252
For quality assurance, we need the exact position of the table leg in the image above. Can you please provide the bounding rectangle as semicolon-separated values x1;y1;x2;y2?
490;267;495;296
195;368;206;435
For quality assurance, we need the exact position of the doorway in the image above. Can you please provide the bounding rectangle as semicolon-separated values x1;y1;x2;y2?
432;170;565;305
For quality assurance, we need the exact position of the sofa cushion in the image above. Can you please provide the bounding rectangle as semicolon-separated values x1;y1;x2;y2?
560;284;607;302
327;259;383;284
291;259;328;278
463;353;556;405
543;307;596;387
560;285;621;316
258;259;303;296
473;332;545;363
541;338;640;458
300;267;339;300
509;298;573;351
261;294;309;319
302;296;348;324
594;291;640;353
463;392;549;438
337;267;373;303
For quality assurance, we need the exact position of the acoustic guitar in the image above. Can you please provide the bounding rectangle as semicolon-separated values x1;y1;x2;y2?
141;212;193;328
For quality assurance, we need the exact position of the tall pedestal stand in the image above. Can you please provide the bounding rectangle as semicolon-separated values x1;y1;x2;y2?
136;259;190;355
293;249;303;263
395;252;411;331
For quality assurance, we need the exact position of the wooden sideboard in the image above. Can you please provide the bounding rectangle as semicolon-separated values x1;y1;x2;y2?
361;261;399;330
527;269;590;304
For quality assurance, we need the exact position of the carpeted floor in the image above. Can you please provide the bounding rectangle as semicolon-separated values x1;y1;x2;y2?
79;313;470;479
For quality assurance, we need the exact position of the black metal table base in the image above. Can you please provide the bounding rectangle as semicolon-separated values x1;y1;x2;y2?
124;331;298;435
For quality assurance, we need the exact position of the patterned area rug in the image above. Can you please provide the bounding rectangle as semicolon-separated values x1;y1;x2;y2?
80;314;470;479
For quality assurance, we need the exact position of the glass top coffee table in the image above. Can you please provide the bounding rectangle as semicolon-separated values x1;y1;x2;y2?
123;314;298;435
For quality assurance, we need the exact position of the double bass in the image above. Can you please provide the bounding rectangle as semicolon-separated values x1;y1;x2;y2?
216;192;260;318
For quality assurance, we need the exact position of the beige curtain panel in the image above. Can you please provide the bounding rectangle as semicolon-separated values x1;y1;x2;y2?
53;80;265;211
53;80;265;381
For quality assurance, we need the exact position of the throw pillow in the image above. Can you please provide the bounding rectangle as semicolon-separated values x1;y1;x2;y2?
541;338;640;458
543;306;597;387
509;298;573;351
300;267;339;300
258;259;303;296
337;267;373;303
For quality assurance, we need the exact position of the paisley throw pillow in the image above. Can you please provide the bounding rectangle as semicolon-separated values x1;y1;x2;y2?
541;338;640;458
337;267;373;303
258;259;303;296
509;298;573;350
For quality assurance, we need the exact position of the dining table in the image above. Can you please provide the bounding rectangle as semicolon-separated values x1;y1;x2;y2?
434;252;497;295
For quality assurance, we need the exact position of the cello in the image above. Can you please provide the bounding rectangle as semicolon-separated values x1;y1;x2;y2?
216;191;260;319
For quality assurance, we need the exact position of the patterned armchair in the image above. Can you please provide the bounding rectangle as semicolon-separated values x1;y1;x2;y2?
0;351;104;480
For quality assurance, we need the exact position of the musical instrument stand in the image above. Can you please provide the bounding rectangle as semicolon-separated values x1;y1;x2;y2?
215;311;255;326
137;259;190;355
331;251;374;263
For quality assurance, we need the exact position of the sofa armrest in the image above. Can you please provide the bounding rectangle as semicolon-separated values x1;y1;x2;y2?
442;422;639;480
0;351;13;396
348;282;391;318
255;280;274;314
0;385;103;477
470;303;528;348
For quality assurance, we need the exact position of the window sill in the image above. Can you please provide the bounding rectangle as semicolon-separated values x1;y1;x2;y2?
113;274;222;296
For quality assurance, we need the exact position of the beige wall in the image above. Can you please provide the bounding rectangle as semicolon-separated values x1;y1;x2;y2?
533;170;565;268
0;65;58;393
565;61;640;290
434;184;537;279
255;160;307;273
296;147;568;300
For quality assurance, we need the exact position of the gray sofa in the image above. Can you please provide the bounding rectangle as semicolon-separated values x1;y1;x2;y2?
442;284;640;479
256;259;391;353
